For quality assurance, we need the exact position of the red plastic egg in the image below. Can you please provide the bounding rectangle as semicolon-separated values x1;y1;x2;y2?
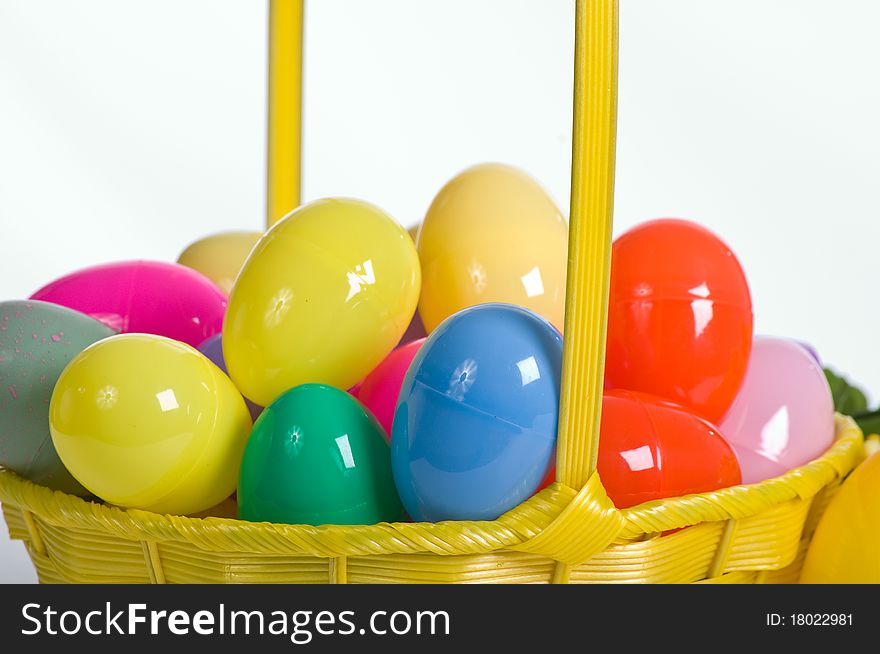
537;466;555;492
597;390;741;509
606;219;753;423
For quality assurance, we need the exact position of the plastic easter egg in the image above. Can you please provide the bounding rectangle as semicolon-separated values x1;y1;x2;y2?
403;223;423;348
224;198;420;407
537;467;556;492
392;303;562;522
398;310;427;347
417;163;568;333
726;444;788;485
356;338;425;439
196;333;263;422
795;340;821;365
31;260;227;348
238;384;402;526
605;219;753;423
597;390;742;508
0;300;116;495
718;336;835;484
800;452;880;583
177;230;262;294
398;223;426;347
49;333;252;515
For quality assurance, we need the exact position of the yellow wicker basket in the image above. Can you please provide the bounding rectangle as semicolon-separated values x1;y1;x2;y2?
0;0;867;584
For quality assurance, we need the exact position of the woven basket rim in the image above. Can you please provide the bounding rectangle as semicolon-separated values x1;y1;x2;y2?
0;414;864;560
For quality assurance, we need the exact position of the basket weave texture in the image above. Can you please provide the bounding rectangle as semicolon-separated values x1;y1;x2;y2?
0;416;863;584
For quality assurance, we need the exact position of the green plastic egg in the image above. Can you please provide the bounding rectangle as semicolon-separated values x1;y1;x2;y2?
0;300;116;495
238;383;403;526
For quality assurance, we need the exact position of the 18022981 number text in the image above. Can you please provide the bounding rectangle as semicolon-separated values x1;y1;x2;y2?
766;613;853;627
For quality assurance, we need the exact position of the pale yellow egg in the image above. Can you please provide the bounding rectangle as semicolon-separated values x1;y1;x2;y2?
177;230;262;295
417;163;568;333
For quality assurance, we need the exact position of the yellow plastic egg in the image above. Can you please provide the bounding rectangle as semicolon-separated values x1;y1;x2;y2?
224;198;421;407
49;333;253;515
800;450;880;583
417;163;568;333
177;230;262;294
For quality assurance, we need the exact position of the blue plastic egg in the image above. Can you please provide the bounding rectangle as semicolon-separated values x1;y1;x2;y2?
391;303;562;521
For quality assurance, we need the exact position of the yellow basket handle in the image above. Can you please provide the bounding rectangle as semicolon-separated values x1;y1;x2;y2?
557;0;619;488
266;0;304;227
265;0;620;488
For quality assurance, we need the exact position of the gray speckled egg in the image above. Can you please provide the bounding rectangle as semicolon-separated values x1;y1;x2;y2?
0;300;116;495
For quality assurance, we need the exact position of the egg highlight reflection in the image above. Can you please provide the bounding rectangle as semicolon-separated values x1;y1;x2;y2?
417;163;568;333
605;219;753;423
49;334;252;515
392;303;562;522
0;300;116;495
238;384;402;526
718;336;835;484
224;199;421;407
31;260;227;348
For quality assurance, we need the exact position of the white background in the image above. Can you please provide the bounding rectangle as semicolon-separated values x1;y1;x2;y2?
2;1;879;583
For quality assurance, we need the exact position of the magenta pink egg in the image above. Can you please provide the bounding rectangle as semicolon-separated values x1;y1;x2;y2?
718;336;835;484
356;337;425;440
30;260;227;348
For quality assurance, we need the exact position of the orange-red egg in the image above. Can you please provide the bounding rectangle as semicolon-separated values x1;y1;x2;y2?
605;219;753;423
597;390;741;509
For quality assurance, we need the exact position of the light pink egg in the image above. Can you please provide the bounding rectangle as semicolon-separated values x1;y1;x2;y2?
719;336;835;483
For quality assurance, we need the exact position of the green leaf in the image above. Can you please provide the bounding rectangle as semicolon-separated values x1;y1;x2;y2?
854;411;880;437
824;367;869;416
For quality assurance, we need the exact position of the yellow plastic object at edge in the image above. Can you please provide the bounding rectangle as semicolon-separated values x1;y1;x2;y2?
800;451;880;583
223;198;421;407
177;230;262;295
49;334;253;516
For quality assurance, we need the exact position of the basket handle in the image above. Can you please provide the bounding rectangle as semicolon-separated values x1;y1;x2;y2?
266;0;305;227
264;0;620;488
556;0;619;489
